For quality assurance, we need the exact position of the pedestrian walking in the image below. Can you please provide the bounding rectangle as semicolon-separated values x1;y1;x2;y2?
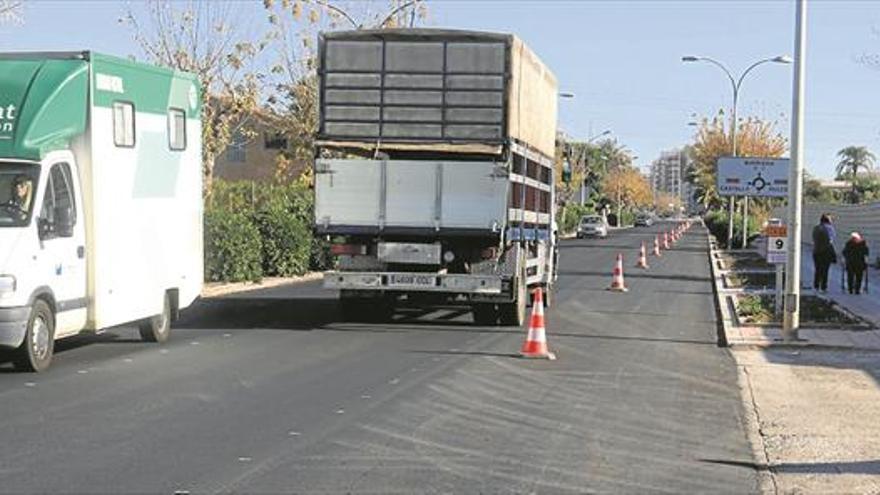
842;232;869;295
812;214;837;293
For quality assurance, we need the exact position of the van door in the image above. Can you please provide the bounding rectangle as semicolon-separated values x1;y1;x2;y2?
36;160;87;337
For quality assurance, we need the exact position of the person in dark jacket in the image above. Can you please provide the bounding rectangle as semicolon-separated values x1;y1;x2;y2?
812;214;837;292
843;232;869;294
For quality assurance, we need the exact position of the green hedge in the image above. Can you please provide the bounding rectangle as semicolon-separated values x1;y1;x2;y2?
204;208;263;282
704;209;760;249
204;179;331;282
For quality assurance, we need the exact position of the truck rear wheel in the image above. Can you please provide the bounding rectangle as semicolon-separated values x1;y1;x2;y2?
472;303;498;326
499;278;527;327
139;292;171;344
13;300;55;373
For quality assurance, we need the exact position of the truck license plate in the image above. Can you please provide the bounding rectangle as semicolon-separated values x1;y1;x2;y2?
389;274;436;287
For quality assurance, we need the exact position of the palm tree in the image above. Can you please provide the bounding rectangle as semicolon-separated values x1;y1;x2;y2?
836;146;876;203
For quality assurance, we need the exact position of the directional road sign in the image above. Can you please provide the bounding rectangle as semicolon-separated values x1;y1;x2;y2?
717;157;790;197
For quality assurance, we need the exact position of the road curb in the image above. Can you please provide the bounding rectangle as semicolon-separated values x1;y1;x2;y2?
706;228;730;347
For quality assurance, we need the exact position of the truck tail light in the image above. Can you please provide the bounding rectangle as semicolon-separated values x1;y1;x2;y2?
330;244;367;256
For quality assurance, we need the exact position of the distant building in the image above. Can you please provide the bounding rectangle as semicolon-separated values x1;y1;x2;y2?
817;178;849;191
650;148;694;210
212;109;308;182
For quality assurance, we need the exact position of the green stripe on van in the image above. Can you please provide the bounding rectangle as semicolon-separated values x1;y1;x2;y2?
0;59;89;160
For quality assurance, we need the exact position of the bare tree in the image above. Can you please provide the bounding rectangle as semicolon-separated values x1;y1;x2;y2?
121;1;270;195
0;1;23;26
262;0;428;183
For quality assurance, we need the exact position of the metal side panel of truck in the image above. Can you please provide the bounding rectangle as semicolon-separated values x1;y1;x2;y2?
0;51;202;371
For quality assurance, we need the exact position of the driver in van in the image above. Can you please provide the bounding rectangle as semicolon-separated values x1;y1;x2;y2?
4;175;33;220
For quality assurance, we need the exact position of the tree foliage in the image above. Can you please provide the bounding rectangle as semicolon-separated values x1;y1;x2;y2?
688;111;786;209
122;1;268;196
803;172;839;204
555;137;633;207
601;166;652;212
654;192;682;216
835;145;876;203
0;0;23;26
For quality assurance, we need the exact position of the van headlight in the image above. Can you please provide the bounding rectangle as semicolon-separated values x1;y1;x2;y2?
0;276;16;298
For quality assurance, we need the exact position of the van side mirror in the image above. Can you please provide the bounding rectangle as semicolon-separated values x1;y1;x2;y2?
54;207;74;238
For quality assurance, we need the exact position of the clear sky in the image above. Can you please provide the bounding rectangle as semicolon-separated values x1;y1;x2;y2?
2;0;878;179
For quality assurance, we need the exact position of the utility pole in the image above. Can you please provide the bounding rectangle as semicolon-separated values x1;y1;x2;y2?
783;0;807;340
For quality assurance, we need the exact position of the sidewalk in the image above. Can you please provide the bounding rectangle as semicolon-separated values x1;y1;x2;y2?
721;241;880;493
712;238;880;350
800;245;880;327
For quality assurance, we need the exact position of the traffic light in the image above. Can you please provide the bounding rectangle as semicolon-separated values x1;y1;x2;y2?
562;160;572;183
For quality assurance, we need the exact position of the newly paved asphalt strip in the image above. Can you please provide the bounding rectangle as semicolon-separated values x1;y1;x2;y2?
0;221;758;493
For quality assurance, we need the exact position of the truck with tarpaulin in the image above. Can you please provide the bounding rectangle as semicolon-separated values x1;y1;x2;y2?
314;29;559;325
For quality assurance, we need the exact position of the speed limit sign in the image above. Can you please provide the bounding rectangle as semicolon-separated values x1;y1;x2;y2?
765;225;787;264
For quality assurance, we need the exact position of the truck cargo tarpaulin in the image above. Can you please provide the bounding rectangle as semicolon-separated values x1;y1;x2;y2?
716;156;790;197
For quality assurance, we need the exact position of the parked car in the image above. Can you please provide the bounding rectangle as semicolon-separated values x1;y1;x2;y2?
577;215;608;238
635;213;654;227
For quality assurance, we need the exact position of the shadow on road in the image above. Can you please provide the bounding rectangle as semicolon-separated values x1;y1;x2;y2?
0;331;150;372
559;243;650;251
701;458;880;475
407;349;520;358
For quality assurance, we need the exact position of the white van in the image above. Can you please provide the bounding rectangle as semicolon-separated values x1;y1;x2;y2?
0;52;203;371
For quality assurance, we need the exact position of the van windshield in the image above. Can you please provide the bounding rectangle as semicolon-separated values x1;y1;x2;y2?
0;163;40;228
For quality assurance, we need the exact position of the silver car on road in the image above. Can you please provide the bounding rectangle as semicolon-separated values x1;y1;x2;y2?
576;215;609;238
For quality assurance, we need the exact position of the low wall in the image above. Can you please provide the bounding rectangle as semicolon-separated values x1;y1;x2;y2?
772;202;880;251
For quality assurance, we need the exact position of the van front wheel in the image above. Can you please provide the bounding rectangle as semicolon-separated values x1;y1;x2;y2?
14;300;55;373
139;293;171;344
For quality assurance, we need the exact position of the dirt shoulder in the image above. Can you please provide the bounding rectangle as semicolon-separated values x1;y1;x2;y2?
201;272;324;298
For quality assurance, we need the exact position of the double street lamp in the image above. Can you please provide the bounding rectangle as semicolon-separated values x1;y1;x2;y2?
682;54;792;248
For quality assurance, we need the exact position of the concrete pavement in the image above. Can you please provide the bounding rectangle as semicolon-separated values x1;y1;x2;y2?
0;222;759;493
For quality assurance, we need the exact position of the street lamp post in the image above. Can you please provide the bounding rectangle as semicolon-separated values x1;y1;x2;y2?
682;54;791;249
578;130;612;205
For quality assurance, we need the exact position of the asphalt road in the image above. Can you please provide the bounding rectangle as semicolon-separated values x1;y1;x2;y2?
0;221;759;493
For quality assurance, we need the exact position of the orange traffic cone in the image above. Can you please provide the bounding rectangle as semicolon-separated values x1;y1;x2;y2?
520;288;556;360
608;253;628;292
653;235;662;257
636;242;649;269
663;232;670;250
